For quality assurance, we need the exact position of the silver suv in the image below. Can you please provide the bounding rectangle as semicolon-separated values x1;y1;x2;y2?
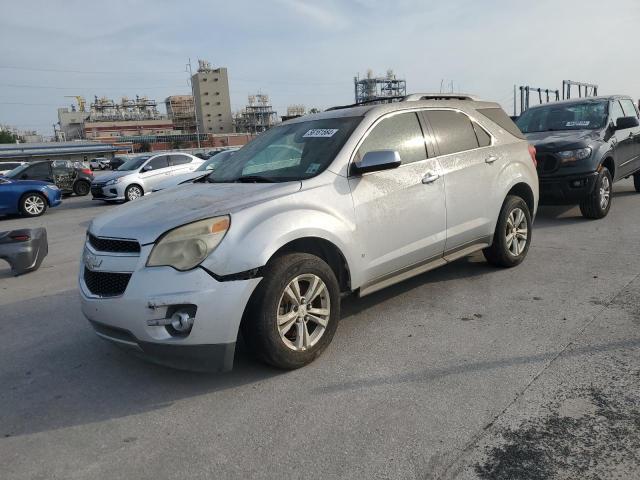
80;95;538;371
90;152;204;202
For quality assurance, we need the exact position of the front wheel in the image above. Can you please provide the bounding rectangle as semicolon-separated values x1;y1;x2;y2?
242;253;341;369
579;168;612;219
634;172;640;193
20;193;48;217
483;195;532;268
124;184;143;202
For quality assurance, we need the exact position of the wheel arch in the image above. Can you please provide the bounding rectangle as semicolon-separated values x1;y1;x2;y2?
506;182;535;214
600;155;615;180
20;189;50;206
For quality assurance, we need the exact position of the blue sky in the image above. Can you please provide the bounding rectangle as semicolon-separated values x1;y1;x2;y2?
1;0;638;135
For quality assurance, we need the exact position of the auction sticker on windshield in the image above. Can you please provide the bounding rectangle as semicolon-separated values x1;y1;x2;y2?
303;129;339;138
566;121;590;127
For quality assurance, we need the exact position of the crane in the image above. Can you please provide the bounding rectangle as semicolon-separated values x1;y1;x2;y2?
64;96;86;112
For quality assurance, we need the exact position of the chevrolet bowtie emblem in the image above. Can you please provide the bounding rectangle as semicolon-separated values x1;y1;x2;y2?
84;250;103;271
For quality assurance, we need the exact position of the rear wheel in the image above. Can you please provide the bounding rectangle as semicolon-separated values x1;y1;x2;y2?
20;193;47;217
242;253;340;369
634;172;640;193
483;195;532;268
125;184;143;201
73;180;90;196
579;168;612;219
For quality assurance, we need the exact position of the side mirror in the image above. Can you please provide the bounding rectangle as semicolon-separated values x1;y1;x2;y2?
351;150;401;175
143;165;153;171
615;116;639;130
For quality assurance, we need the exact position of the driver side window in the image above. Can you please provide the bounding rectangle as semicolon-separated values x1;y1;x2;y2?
357;112;426;165
610;101;625;125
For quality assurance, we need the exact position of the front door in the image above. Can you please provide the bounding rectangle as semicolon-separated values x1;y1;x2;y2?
139;155;171;191
610;100;637;178
619;98;640;176
348;111;447;284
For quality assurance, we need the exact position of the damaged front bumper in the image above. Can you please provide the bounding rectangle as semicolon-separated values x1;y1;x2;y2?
0;228;48;275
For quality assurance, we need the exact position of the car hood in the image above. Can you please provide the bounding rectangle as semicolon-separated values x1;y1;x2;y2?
94;170;134;183
153;171;207;191
524;129;602;152
89;181;302;244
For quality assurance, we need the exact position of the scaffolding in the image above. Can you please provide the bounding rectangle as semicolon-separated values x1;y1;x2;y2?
354;69;406;104
165;95;196;132
287;105;306;117
88;95;164;122
236;94;278;133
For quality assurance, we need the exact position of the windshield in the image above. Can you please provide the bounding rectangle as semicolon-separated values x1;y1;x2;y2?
197;150;234;171
4;163;30;178
516;101;608;133
208;117;362;183
117;156;150;171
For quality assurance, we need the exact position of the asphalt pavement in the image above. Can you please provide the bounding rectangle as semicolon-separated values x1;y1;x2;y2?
1;176;639;479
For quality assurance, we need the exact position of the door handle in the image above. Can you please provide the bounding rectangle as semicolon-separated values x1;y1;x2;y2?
485;155;498;164
422;172;440;184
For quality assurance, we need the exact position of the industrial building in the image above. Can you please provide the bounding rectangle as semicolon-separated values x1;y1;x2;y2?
165;95;197;133
235;94;278;133
354;69;406;103
0;141;118;164
191;60;234;134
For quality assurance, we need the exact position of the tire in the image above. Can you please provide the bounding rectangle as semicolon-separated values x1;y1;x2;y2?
634;172;640;193
483;195;532;268
73;180;90;196
579;168;612;219
20;193;47;217
241;253;341;369
124;184;143;202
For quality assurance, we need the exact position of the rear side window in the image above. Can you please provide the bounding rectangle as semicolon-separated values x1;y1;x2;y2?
477;107;525;139
147;156;169;170
473;122;492;147
357;112;426;165
425;110;479;156
170;155;192;166
620;99;639;118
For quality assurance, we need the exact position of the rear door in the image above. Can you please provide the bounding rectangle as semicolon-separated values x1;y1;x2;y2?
610;100;637;178
348;111;446;284
619;98;640;175
139;155;170;191
422;109;495;252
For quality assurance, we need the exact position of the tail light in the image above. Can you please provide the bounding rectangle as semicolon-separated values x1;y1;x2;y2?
528;144;537;168
81;168;92;175
10;234;30;242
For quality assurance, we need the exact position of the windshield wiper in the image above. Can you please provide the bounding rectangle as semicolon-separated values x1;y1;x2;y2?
235;175;277;183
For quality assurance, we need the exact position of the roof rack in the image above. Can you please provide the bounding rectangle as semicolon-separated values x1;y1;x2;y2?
403;93;481;101
325;96;406;111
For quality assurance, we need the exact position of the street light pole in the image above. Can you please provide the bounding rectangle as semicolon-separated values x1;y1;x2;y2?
186;58;202;149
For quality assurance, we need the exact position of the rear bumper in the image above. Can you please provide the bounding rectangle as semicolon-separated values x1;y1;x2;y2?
539;171;599;205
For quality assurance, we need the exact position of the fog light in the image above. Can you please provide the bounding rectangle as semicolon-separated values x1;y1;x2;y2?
571;180;584;188
170;311;194;332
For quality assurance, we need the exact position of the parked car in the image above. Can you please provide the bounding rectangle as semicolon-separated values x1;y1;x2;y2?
90;153;204;202
0;176;62;217
3;160;93;196
516;95;640;218
79;95;538;371
0;161;26;176
151;150;237;193
89;157;110;170
109;156;128;170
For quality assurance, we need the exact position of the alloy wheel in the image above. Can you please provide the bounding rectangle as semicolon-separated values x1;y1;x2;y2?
599;175;611;210
127;186;142;200
24;195;45;215
276;274;331;351
505;207;528;256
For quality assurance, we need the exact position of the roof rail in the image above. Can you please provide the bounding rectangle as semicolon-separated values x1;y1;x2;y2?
325;96;406;111
403;93;482;101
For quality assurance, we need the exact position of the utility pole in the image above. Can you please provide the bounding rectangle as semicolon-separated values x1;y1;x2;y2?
513;85;517;116
186;58;202;149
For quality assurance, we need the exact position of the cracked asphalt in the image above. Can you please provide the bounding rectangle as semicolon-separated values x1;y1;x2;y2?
1;176;639;479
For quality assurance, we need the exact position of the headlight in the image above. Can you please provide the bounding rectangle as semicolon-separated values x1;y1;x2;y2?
557;147;591;164
105;177;123;186
147;216;230;271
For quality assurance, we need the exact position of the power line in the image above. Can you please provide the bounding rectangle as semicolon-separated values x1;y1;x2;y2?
0;65;185;75
0;82;189;91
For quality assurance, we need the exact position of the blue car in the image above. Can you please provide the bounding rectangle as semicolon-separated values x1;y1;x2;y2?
0;177;62;217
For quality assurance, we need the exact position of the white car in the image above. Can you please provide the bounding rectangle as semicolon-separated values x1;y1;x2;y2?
89;157;110;170
90;152;204;202
0;161;27;176
80;95;538;371
151;150;237;193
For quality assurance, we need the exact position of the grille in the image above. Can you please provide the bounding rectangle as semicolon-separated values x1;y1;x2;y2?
535;153;559;175
84;268;132;297
88;234;140;253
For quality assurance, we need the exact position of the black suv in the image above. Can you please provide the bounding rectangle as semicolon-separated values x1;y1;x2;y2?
516;96;640;218
4;159;94;196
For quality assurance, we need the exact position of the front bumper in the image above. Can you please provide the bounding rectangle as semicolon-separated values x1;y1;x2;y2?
91;182;126;201
539;171;599;205
79;245;261;372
